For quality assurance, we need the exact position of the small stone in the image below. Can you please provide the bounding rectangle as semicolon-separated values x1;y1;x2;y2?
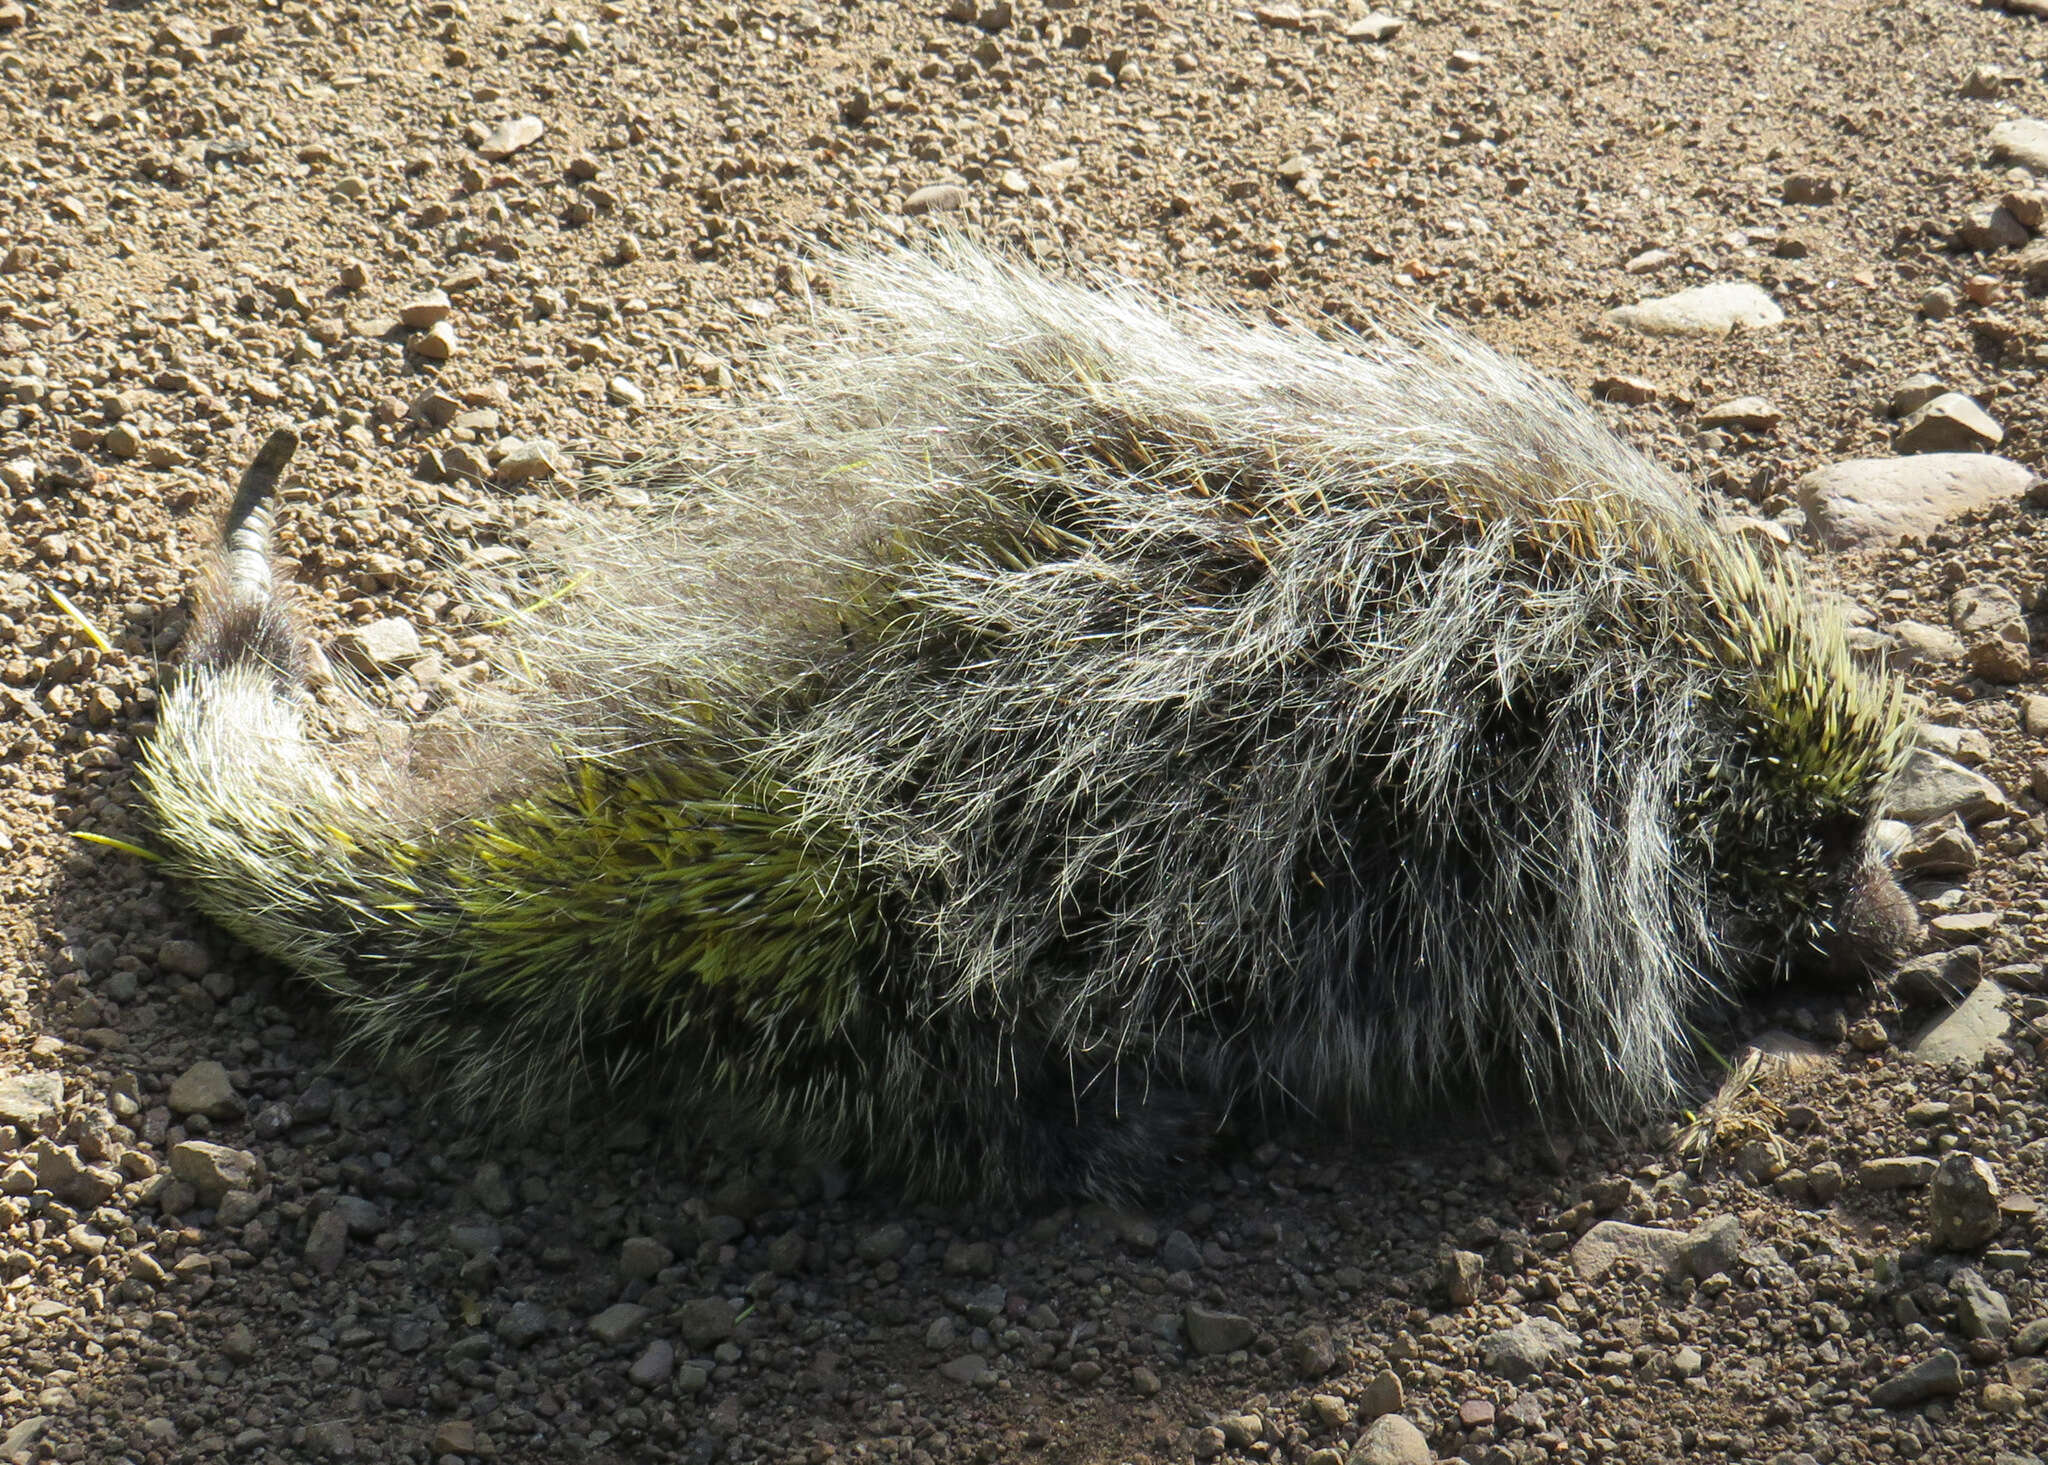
303;1421;354;1458
1252;2;1306;27
1160;1229;1203;1272
303;1208;348;1275
620;1235;671;1280
1869;1350;1964;1408
1219;1413;1264;1448
1781;173;1838;205
1131;1364;1162;1395
1342;11;1403;41
478;114;546;161
1608;282;1783;338
1910;980;2014;1068
496;1299;551;1346
1983;1381;2025;1413
1991;118;2048;173
398;290;451;328
587;1303;650;1345
903;184;969;216
1440;1247;1484;1305
0;1073;63;1129
938;1353;993;1384
167;1061;241;1120
1895;393;2004;455
1890;373;1949;418
31;1146;118;1208
411;319;458;360
1683;1215;1746;1280
1955;203;2029;253
494;438;565;483
1592;374;1660;405
1347;1414;1431;1465
606;376;646;407
1184;1303;1256;1356
677;1297;735;1350
429;1420;476;1455
1954;1268;2014;1340
1928;1153;2001;1251
1479;1317;1578;1380
168;1141;264;1202
334;618;424;676
1794;455;2042;550
1310;1393;1351;1428
856;1223;910;1263
1861;1156;1939;1189
1358;1367;1404;1420
1289;1323;1337;1378
1457;1398;1496;1428
1895;816;1977;879
1670;1345;1704;1378
628;1338;674;1387
1699;396;1781;431
1848;1016;1890;1051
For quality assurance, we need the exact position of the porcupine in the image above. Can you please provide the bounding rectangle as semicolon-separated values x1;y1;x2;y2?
137;241;1920;1205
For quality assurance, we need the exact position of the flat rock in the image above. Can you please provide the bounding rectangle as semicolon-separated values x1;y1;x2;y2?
1794;454;2042;549
1869;1350;1964;1408
587;1303;650;1345
1699;395;1781;431
334;617;424;676
628;1339;674;1387
1859;1156;1938;1189
1344;11;1404;41
1185;1303;1256;1356
1884;750;2007;825
478;114;546;161
494;438;566;483
1569;1221;1688;1281
678;1297;736;1349
1909;979;2012;1067
1608;282;1783;338
1347;1415;1430;1465
1990;118;2048;174
1954;1268;2013;1339
1894;393;2003;454
903;183;968;216
937;1352;994;1384
0;1072;63;1129
1478;1317;1578;1380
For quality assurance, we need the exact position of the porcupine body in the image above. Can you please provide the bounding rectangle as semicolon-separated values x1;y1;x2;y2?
138;243;1919;1204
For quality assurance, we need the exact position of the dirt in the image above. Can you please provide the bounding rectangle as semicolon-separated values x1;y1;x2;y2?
2;1;2048;1463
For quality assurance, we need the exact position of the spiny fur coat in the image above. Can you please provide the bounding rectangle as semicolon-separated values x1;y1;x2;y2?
139;242;1919;1204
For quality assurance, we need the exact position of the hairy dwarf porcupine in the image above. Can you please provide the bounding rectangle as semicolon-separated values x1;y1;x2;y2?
139;242;1920;1204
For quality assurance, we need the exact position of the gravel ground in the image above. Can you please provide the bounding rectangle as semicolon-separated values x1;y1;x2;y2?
4;1;2048;1463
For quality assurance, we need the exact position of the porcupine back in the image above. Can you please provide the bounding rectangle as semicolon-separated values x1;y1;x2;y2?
139;241;1915;1202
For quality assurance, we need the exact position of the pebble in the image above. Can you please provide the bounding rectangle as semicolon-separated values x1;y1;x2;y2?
1184;1303;1256;1356
304;1208;348;1275
496;1300;551;1346
1949;582;2030;682
1592;374;1660;404
587;1302;649;1345
1344;12;1403;41
1889;372;1948;418
1793;454;2043;549
620;1235;671;1280
167;1060;241;1119
1698;396;1781;431
398;290;451;328
1358;1367;1404;1419
1160;1229;1203;1272
1478;1317;1578;1380
411;319;458;360
1569;1220;1688;1281
1670;1345;1704;1378
429;1420;476;1455
1347;1414;1431;1465
1910;979;2014;1068
628;1338;674;1387
478;114;546;161
1439;1247;1483;1305
1869;1350;1964;1408
1885;749;2008;825
938;1352;994;1384
1928;1152;2001;1251
605;375;646;407
1893;393;2004;454
856;1222;909;1263
677;1296;735;1349
1953;203;2029;253
1289;1323;1337;1378
1859;1156;1938;1189
1608;282;1783;338
335;617;424;676
1895;818;1978;879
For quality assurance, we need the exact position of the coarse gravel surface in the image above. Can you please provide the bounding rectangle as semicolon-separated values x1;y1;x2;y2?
4;2;2048;1464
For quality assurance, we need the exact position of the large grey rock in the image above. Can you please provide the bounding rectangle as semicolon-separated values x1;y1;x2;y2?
1885;750;2008;825
1609;282;1783;338
1909;980;2012;1068
1569;1221;1688;1282
1795;455;2042;549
